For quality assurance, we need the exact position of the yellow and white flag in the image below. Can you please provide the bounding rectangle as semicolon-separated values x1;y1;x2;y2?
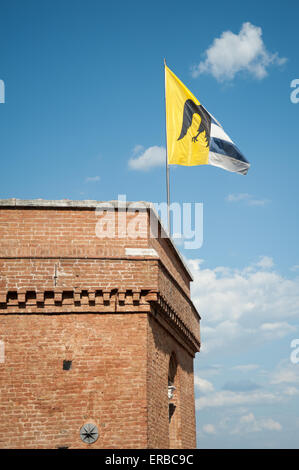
165;64;250;175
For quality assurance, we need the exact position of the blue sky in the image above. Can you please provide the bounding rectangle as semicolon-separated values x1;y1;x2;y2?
1;0;299;448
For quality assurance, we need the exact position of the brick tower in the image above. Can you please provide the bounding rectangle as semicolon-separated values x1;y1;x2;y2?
0;199;200;449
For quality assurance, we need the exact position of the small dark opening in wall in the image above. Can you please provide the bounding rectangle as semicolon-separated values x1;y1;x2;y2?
169;403;176;422
63;360;72;370
57;446;69;450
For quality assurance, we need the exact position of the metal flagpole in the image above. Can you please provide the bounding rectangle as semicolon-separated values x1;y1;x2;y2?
164;58;170;236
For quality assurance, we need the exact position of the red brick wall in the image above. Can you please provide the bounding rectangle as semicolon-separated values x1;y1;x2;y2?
146;314;196;449
0;207;149;258
0;258;158;291
149;230;191;296
0;202;200;448
0;313;148;449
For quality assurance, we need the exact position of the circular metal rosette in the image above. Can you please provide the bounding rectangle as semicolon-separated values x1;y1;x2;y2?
79;423;99;444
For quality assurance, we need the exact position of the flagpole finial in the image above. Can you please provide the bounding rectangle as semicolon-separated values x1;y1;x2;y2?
164;58;166;66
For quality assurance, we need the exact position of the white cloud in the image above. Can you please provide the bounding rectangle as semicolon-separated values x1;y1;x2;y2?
270;361;299;385
233;413;282;433
128;145;165;171
226;193;251;202
256;256;274;269
240;412;255;423
226;193;270;207
290;265;299;272
260;419;282;431
85;176;100;183
188;257;299;354
191;22;287;81
194;376;214;394
283;387;299;396
132;144;144;155
260;322;297;339
196;389;281;410
202;424;216;435
232;364;260;373
223;379;260;392
248;198;271;207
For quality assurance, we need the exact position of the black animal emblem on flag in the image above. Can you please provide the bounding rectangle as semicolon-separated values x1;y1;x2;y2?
177;99;211;145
